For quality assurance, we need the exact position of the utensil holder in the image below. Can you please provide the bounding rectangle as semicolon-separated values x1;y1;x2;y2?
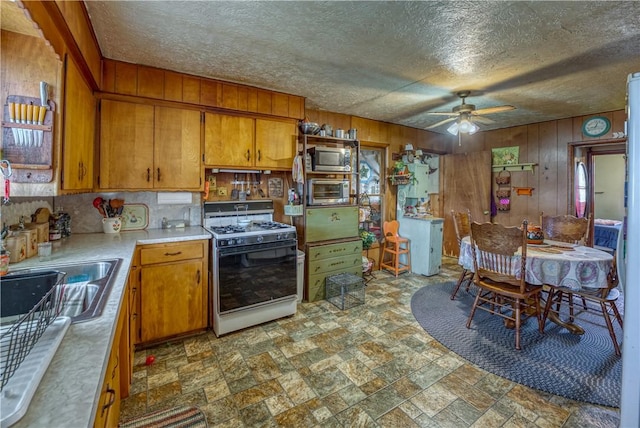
102;217;122;234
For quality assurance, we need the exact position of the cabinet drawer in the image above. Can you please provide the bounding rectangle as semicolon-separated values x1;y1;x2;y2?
308;265;362;302
308;253;362;276
306;206;358;242
308;240;362;261
140;241;204;265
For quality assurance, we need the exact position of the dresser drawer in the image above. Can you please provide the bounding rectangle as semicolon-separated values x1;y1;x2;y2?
308;240;362;261
140;241;205;265
305;206;358;242
308;265;362;302
308;252;362;276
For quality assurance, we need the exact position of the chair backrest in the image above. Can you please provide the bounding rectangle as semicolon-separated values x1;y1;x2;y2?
470;220;528;291
383;220;401;239
451;210;472;245
540;212;591;245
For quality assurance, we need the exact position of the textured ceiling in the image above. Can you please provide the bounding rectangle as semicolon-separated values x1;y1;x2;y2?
77;2;640;132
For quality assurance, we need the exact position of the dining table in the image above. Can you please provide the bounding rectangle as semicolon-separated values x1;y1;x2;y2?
458;236;614;334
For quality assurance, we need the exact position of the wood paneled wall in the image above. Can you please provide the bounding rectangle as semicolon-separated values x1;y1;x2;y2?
452;110;626;226
102;59;305;120
1;30;62;196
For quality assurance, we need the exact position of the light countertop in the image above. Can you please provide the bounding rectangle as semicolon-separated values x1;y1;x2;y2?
7;227;211;428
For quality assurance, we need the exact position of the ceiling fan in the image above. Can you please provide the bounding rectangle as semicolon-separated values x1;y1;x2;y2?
426;91;516;135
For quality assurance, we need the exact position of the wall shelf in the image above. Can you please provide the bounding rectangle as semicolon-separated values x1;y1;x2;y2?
492;163;537;173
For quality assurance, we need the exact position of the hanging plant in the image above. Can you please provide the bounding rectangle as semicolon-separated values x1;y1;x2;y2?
388;161;416;185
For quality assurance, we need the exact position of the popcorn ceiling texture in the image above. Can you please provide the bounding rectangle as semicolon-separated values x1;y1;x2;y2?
83;1;640;132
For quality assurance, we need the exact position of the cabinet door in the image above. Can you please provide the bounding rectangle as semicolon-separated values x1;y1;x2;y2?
305;206;359;242
401;164;430;198
154;107;202;190
255;118;296;169
99;100;154;189
140;260;206;343
62;54;95;191
204;112;254;167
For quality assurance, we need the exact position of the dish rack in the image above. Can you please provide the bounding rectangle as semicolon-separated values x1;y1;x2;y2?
0;271;66;391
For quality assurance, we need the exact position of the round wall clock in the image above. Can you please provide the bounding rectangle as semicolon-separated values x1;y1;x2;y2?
582;116;611;137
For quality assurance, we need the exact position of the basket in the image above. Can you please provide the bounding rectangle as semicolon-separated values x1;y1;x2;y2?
497;195;511;211
495;170;511;185
496;189;511;198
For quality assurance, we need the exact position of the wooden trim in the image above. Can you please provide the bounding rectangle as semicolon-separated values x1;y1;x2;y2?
24;0;100;91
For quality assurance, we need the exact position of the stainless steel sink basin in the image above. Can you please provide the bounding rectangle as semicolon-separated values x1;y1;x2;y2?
2;259;122;323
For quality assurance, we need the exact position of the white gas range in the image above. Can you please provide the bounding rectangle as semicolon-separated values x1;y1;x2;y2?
203;200;298;336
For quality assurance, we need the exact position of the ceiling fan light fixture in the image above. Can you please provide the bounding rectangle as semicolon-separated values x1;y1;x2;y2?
447;117;479;135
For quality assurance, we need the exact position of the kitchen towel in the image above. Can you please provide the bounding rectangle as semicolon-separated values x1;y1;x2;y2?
59;282;89;317
292;154;304;184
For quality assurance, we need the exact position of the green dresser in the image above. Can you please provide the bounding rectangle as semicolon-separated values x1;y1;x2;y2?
306;239;362;302
305;206;359;242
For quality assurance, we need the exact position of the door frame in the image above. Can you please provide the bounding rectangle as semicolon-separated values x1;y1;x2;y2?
568;138;626;245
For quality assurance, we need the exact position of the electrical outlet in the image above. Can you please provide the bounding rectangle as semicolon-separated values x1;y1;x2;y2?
208;176;217;186
218;187;227;196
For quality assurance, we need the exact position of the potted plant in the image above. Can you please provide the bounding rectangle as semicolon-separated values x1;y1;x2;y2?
359;228;377;250
389;160;416;185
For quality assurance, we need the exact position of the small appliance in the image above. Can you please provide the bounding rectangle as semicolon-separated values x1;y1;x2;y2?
307;178;350;206
307;146;351;172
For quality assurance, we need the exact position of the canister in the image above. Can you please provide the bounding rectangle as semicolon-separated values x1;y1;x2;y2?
17;228;38;258
28;222;50;243
0;247;9;276
5;235;27;263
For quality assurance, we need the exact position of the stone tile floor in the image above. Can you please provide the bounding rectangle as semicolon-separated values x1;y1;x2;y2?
120;257;620;427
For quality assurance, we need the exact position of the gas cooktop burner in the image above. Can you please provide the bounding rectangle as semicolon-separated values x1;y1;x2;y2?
212;225;246;234
253;221;291;230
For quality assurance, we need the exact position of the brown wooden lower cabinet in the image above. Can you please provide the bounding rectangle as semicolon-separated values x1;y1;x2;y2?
135;240;209;345
94;292;126;427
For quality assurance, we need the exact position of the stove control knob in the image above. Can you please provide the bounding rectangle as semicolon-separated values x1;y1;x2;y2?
236;238;244;245
256;235;264;243
219;240;227;247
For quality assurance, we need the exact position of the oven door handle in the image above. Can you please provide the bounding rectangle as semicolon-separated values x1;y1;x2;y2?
217;240;297;257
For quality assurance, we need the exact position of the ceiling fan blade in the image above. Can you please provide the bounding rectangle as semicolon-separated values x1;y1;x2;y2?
472;105;516;115
426;117;457;129
472;116;495;124
425;111;459;116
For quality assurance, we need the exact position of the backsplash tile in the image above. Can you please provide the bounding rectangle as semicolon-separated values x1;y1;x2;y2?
3;192;202;234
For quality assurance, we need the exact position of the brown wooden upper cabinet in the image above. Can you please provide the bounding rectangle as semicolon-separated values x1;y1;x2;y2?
204;112;296;170
61;54;95;191
99;99;202;190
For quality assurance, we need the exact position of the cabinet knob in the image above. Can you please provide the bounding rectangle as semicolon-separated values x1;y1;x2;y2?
146;168;151;182
246;150;251;161
257;150;261;161
157;168;161;181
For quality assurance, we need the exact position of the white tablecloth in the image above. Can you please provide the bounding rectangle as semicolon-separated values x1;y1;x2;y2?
459;236;613;290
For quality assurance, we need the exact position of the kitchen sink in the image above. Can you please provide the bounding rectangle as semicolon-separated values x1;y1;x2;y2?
2;259;122;324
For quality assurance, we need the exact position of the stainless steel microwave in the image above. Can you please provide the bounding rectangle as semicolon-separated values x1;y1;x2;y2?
307;179;350;205
307;146;351;172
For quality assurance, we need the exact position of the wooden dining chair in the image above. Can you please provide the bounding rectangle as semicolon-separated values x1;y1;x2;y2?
379;220;411;277
450;210;475;300
467;220;545;350
542;257;623;355
540;212;592;310
540;212;591;245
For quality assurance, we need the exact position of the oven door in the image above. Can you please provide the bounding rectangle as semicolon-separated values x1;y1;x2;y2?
215;240;297;314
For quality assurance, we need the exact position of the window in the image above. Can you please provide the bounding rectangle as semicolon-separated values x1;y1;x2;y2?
358;147;385;240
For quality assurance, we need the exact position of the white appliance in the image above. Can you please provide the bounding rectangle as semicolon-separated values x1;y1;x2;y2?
203;200;298;336
398;217;444;276
620;71;640;427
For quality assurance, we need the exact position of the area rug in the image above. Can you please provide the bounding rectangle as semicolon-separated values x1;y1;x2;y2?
410;282;622;408
119;406;208;427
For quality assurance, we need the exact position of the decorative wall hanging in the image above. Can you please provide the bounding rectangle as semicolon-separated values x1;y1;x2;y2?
492;146;520;166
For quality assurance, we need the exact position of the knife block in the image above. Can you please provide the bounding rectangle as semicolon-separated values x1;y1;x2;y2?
1;95;55;183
